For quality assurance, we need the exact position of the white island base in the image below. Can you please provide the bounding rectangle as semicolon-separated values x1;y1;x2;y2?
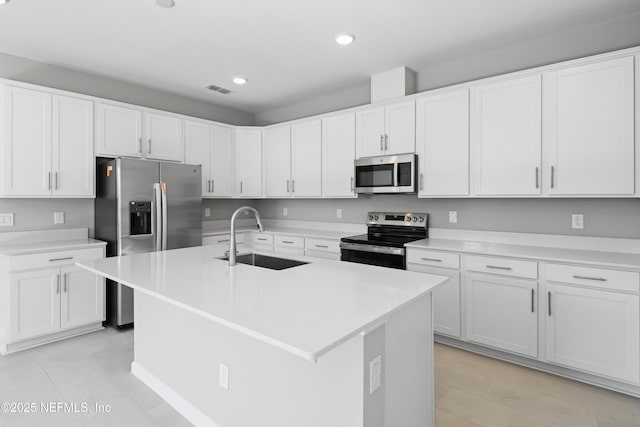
131;290;433;427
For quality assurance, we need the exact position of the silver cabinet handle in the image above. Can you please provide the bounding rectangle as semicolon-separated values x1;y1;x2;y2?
209;180;212;193
292;180;295;193
240;181;243;194
286;180;290;193
380;135;384;151
531;289;535;313
548;291;552;316
535;167;539;189
217;239;230;243
138;138;142;153
573;275;607;282
550;166;555;189
54;172;58;190
49;256;73;262
350;177;354;192
282;240;294;244
420;173;424;191
56;274;60;294
421;257;442;262
148;139;152;154
48;172;52;190
486;265;512;271
315;244;328;248
63;273;67;293
257;237;268;241
384;134;388;150
212;179;214;194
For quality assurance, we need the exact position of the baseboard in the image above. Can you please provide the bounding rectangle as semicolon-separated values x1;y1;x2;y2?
131;361;220;427
2;322;103;355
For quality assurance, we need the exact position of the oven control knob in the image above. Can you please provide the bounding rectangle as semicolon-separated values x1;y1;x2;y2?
419;216;425;223
374;215;379;220
405;216;411;222
412;216;418;222
368;214;374;221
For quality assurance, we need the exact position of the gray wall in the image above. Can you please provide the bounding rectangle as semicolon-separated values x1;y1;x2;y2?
0;199;95;235
0;52;255;126
254;12;640;125
202;199;257;221
254;197;640;239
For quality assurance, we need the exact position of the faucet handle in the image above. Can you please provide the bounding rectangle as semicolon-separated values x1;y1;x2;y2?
224;249;240;257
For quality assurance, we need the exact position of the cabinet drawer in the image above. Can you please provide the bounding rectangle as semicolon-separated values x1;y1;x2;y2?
305;237;340;254
8;247;104;272
252;233;273;245
274;235;304;249
546;263;639;293
464;255;537;279
407;249;459;269
203;234;244;246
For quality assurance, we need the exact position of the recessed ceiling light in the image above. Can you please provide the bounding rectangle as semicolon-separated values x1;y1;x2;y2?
335;33;355;45
232;77;248;85
156;0;175;8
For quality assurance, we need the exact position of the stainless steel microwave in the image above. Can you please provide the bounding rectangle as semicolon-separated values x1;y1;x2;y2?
354;153;417;194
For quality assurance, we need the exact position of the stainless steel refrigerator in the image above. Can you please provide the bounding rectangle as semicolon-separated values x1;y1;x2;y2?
95;157;202;328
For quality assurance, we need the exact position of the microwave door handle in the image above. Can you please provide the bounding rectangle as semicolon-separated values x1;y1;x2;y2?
393;161;399;187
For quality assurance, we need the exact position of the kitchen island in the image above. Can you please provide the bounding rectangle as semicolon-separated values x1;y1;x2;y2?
78;244;447;427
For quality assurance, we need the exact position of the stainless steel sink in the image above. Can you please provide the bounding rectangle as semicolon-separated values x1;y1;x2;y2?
218;253;309;270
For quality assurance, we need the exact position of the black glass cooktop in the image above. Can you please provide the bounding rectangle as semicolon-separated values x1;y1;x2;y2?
341;233;424;248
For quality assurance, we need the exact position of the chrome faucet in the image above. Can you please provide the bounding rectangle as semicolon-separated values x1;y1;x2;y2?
229;206;264;266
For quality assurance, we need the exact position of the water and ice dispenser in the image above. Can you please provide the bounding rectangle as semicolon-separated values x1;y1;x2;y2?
130;201;152;235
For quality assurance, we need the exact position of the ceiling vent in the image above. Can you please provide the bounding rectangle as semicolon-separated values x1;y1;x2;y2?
206;84;232;95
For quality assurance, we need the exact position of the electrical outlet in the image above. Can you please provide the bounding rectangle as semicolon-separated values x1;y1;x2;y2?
219;363;229;390
204;208;211;217
54;212;65;225
369;355;382;394
449;211;458;224
336;208;342;219
0;213;14;226
283;207;288;217
572;214;584;229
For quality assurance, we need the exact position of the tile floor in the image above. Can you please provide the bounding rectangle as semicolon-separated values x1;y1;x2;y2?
0;329;638;426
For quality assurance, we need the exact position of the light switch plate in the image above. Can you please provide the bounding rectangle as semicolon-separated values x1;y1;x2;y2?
219;363;229;390
283;207;288;217
54;212;65;225
204;208;211;217
0;213;14;226
369;355;382;394
571;214;584;229
449;211;458;224
336;209;342;219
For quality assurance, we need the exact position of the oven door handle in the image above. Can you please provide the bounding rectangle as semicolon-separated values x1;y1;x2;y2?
340;242;405;256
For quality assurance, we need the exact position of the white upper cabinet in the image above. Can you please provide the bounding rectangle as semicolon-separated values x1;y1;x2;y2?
95;103;143;158
52;95;94;197
291;120;322;197
1;85;94;197
543;56;634;195
235;128;262;197
144;112;184;162
210;124;234;197
263;126;292;198
471;75;542;196
322;113;356;198
416;90;469;197
356;100;415;158
184;120;211;197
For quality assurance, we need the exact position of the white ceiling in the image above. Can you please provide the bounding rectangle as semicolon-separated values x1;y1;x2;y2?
0;0;639;114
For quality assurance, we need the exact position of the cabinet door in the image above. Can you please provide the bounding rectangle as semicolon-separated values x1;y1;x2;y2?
416;90;469;196
60;266;105;330
291;120;322;197
465;272;538;357
95;103;143;158
546;283;639;383
210;125;234;197
355;107;385;158
184;120;212;197
8;269;61;342
235;128;262;197
385;100;415;155
145;112;184;162
2;86;52;196
472;75;542;196
322;113;356;198
544;57;634;195
52;95;94;197
263;126;291;198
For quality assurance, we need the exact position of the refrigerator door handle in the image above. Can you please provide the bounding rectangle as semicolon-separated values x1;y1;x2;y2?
154;183;162;251
161;181;168;251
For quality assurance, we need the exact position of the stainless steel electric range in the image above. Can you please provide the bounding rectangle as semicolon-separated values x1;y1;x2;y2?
340;212;428;269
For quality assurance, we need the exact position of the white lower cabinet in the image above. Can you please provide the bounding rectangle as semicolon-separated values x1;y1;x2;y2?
60;266;105;330
305;237;340;260
545;266;640;383
465;271;538;357
203;233;245;247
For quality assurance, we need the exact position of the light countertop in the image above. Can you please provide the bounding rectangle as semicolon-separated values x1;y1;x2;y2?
0;238;106;256
203;225;356;240
77;245;447;362
406;238;640;270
